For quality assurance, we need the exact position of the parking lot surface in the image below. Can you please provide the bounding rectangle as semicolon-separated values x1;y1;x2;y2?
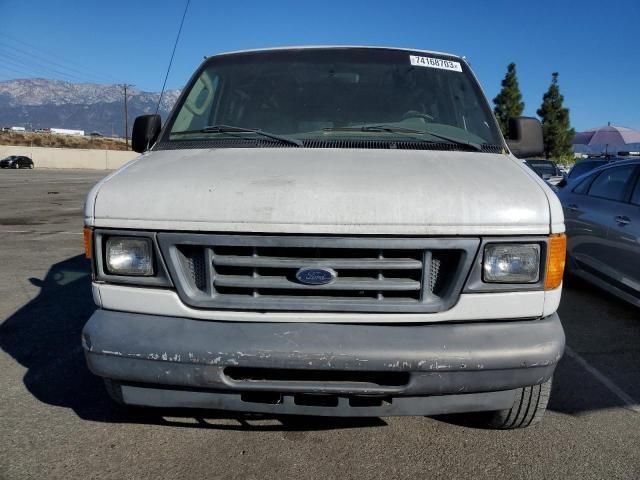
1;169;639;480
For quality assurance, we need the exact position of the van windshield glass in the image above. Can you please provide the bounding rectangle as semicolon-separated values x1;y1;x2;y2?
166;48;504;149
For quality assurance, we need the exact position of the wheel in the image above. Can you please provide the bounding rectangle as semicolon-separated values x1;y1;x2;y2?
486;378;552;429
28;163;34;169
103;378;124;404
13;163;19;169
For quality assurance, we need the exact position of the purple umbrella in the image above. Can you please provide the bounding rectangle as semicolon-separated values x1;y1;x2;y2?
573;123;640;153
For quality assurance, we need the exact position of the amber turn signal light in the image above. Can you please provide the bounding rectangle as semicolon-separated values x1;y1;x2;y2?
83;227;93;259
545;233;566;290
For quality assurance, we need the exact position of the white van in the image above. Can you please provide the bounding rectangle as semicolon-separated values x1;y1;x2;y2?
82;47;566;429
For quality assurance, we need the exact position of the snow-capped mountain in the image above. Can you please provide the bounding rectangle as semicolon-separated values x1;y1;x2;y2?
0;78;181;135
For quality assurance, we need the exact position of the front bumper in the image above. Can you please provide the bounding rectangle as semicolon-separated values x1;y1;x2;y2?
82;310;565;416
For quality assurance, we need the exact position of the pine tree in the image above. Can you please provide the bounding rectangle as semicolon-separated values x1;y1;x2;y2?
537;72;575;160
493;63;525;137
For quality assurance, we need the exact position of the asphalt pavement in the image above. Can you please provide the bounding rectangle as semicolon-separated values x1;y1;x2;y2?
0;169;639;480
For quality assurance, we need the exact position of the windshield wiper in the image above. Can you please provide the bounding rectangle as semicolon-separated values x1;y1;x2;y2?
324;125;422;134
172;124;303;147
323;125;482;151
410;129;483;152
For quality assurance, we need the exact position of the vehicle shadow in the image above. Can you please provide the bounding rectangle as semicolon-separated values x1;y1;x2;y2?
0;254;386;431
549;275;640;415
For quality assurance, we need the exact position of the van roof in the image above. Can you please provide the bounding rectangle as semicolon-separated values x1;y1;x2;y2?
209;45;463;60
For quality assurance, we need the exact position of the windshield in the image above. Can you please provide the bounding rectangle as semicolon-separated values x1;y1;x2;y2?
164;48;504;150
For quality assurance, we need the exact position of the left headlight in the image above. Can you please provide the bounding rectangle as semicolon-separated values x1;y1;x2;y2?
105;236;153;276
483;243;540;283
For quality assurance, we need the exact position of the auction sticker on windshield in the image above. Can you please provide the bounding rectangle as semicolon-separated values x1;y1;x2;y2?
409;55;462;72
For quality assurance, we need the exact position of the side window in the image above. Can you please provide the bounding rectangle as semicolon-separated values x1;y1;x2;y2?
171;73;219;133
569;161;600;179
631;176;640;206
587;166;635;202
572;176;592;194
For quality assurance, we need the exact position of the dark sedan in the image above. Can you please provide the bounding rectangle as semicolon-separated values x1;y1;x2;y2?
524;159;566;186
567;158;608;180
0;155;34;169
557;159;640;306
567;155;636;180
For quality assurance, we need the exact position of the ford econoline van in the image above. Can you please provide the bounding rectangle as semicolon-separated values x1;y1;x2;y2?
82;47;565;429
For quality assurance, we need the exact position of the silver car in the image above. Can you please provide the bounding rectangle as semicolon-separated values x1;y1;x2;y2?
558;159;640;306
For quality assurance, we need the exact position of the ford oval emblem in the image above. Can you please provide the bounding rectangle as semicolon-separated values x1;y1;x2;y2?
295;267;337;285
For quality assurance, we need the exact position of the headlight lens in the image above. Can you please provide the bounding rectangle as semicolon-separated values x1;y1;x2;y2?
483;244;540;283
105;236;153;276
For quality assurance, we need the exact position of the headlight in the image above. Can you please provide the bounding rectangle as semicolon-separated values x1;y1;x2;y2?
483;244;540;283
105;236;153;276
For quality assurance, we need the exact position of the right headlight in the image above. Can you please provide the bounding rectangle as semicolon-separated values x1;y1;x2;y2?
483;243;540;283
105;236;153;276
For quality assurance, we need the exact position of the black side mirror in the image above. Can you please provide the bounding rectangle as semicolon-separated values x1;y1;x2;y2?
506;117;544;158
132;115;161;153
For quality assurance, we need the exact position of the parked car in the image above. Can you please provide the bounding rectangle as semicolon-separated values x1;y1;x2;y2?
81;46;566;429
558;158;640;306
524;159;566;186
566;154;637;180
0;155;34;169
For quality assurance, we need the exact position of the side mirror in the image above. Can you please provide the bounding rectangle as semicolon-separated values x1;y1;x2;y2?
131;114;161;153
506;117;544;158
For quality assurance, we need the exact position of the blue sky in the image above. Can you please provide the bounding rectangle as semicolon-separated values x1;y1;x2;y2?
1;0;638;131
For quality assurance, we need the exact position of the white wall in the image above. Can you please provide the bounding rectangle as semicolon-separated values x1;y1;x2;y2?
0;145;138;170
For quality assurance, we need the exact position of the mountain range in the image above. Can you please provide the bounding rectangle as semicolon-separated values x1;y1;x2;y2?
0;78;181;136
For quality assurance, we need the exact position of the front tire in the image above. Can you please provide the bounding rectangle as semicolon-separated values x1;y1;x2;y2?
486;378;552;429
13;163;19;169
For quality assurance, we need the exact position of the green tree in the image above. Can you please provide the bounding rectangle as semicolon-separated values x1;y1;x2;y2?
493;63;525;137
537;72;575;160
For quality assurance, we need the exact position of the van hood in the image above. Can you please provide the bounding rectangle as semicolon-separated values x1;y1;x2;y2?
87;148;560;235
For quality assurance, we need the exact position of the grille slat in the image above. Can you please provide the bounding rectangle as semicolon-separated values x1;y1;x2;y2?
213;255;422;270
214;274;421;291
212;245;424;300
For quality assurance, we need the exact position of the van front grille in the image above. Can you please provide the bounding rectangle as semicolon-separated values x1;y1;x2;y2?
212;245;424;302
157;234;479;313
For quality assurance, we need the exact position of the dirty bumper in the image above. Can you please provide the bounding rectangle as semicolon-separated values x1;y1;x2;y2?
82;310;564;416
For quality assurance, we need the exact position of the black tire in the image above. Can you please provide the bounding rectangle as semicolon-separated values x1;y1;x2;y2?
13;163;19;169
486;378;552;429
103;378;124;404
